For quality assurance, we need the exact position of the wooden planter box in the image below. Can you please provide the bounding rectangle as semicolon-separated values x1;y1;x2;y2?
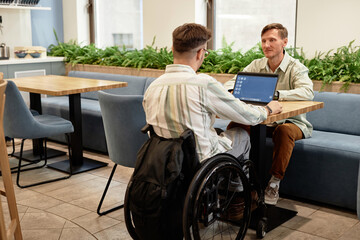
312;80;360;94
66;64;360;94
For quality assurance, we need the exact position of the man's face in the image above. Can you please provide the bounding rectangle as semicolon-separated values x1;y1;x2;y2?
261;29;288;60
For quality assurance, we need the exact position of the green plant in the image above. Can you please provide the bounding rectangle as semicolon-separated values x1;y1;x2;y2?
48;34;360;88
302;40;360;90
199;41;264;74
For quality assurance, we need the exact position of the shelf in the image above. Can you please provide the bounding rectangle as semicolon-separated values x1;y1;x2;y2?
0;5;50;10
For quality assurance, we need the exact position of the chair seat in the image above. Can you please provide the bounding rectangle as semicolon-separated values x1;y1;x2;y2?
9;114;74;140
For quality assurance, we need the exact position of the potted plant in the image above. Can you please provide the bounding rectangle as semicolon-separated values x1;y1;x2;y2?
47;39;360;94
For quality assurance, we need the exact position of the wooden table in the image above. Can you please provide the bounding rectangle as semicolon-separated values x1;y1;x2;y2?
249;100;324;233
7;75;127;174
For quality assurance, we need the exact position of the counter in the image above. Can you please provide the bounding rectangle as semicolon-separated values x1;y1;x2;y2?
0;57;65;78
0;57;64;65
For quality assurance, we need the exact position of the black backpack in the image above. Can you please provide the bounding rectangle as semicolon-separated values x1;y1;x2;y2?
128;126;200;240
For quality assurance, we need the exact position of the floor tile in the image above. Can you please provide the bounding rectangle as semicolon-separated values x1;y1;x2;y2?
338;222;360;240
17;193;64;210
64;220;80;228
22;229;63;240
31;173;99;194
47;202;91;220
94;222;131;240
295;209;358;239
60;227;97;240
20;211;66;229
71;212;120;234
273;229;328;239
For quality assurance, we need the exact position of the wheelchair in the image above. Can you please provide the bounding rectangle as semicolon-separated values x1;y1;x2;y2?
124;126;268;240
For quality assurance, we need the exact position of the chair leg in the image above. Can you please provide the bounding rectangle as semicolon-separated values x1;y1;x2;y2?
97;164;124;216
16;137;72;189
2;137;43;175
10;138;15;156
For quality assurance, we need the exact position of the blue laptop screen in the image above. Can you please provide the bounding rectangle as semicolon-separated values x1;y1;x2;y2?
232;73;278;103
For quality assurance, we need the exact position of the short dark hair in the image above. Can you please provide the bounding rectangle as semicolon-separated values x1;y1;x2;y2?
261;23;288;39
172;23;212;53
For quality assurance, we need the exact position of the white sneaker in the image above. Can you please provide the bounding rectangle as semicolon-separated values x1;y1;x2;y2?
264;183;279;205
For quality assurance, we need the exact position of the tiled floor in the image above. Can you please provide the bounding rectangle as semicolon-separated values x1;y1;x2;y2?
1;141;359;240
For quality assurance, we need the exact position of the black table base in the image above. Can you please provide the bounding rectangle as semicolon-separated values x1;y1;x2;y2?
249;205;297;233
47;157;108;174
249;124;298;234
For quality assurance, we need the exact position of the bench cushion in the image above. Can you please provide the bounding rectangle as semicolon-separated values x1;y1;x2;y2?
265;130;360;210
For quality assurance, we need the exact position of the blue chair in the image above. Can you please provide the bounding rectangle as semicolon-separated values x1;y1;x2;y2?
97;91;149;215
3;80;74;188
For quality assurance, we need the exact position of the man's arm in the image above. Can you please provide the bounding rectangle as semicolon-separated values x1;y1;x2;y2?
277;64;314;101
206;79;268;125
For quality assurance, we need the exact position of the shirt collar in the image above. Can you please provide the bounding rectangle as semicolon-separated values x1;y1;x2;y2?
278;51;290;72
262;50;291;73
165;64;196;74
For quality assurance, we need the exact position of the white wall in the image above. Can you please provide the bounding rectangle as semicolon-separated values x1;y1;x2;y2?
62;0;90;45
0;8;32;58
297;0;360;58
143;0;206;48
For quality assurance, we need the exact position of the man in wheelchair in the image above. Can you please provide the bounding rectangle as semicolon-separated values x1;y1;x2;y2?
143;23;282;163
140;23;283;239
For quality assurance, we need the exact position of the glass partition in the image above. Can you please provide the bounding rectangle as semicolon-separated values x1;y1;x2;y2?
214;0;297;51
94;0;143;49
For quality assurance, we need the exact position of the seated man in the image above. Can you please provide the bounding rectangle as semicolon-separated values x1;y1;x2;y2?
143;23;282;163
224;23;314;205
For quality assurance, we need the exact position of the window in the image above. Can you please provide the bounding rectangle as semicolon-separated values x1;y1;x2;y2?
93;0;143;49
212;0;297;51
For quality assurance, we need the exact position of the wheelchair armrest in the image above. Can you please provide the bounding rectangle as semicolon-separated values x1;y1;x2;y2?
141;124;151;134
141;124;156;136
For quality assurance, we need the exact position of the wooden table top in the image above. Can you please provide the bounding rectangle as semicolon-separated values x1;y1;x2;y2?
261;101;324;124
6;75;128;96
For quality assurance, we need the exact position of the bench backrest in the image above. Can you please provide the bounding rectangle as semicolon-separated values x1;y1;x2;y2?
307;91;360;136
68;71;155;100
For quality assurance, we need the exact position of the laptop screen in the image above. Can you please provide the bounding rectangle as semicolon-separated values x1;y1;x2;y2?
232;72;278;104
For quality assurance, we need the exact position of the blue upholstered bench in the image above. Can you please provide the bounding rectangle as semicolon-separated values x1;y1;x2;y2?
265;91;360;218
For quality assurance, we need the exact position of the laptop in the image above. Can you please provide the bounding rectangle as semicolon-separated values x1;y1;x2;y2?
232;72;279;105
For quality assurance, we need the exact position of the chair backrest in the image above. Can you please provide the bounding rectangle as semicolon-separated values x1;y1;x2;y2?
98;91;148;167
3;80;38;139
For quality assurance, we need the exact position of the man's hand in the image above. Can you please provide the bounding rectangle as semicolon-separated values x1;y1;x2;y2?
266;101;283;115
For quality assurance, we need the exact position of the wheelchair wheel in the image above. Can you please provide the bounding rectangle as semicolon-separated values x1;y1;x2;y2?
123;180;140;240
183;154;252;240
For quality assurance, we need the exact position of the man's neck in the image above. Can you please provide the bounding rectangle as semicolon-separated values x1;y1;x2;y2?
268;52;285;72
173;59;198;72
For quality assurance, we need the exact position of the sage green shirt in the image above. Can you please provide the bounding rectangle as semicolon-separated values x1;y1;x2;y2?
223;51;314;138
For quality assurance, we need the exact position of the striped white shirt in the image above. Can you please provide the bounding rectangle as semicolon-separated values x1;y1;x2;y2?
143;64;268;161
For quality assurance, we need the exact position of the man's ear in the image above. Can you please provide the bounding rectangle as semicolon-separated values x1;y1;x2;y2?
283;38;288;48
196;49;202;60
